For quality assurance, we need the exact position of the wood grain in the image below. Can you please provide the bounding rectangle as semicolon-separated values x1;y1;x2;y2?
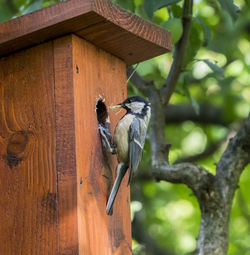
53;36;79;255
0;0;171;65
91;0;172;64
0;42;58;254
0;33;133;254
72;34;132;254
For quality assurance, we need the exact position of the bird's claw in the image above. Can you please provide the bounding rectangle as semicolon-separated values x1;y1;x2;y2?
98;124;115;154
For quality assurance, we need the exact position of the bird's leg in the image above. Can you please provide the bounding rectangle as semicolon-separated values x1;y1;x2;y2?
98;123;116;154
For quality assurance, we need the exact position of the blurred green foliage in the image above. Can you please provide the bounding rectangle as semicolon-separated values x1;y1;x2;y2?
0;0;61;22
1;0;250;254
118;0;250;254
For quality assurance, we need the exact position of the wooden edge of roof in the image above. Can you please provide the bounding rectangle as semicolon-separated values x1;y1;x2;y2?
0;0;171;64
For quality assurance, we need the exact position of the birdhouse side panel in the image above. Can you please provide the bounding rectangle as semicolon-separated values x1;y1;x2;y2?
0;42;58;255
71;35;132;255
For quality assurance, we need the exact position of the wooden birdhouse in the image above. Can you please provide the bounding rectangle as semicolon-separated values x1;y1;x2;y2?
0;0;171;254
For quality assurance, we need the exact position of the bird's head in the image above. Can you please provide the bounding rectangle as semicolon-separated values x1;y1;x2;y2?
110;96;150;116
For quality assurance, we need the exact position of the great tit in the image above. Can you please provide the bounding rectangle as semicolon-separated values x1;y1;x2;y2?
99;96;151;215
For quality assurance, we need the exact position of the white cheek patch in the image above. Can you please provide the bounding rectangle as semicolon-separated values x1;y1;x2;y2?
127;102;145;113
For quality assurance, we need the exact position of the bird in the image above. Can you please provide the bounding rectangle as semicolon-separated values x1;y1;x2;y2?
99;96;151;215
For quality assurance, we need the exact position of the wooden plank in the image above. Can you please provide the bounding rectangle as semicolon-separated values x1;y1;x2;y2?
91;0;172;64
77;20;170;65
0;42;58;254
0;0;171;65
72;35;132;254
53;36;79;254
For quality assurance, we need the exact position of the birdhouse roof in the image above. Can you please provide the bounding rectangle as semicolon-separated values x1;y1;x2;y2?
0;0;171;65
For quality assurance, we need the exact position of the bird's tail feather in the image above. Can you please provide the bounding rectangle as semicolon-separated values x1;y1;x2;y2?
106;163;127;215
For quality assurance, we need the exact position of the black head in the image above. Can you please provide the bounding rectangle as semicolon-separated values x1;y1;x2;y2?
122;96;149;105
119;96;150;116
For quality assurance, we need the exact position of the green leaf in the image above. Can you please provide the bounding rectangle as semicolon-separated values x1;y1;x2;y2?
161;18;183;44
201;59;225;77
183;20;203;67
217;0;239;21
0;5;13;22
144;0;181;19
115;0;135;12
22;0;43;15
170;4;182;18
194;18;211;46
42;1;54;8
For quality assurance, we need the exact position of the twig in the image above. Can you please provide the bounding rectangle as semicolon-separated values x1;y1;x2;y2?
126;66;154;97
160;0;193;105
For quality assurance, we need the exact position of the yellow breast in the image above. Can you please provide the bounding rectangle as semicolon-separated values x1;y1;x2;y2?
113;114;134;163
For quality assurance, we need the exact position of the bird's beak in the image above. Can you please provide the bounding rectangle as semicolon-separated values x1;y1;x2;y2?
110;103;123;110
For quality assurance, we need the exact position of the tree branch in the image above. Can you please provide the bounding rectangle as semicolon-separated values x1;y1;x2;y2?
160;0;193;105
166;104;228;126
150;162;214;195
195;114;250;255
149;115;250;204
123;1;250;255
126;2;250;253
149;114;250;255
216;113;250;202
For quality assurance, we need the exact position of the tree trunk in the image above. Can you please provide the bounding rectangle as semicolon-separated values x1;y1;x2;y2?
196;192;231;255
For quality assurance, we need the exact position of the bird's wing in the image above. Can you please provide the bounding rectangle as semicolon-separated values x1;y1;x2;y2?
128;118;143;185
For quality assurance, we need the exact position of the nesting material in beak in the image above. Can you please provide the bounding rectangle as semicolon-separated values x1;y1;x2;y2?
110;104;122;110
